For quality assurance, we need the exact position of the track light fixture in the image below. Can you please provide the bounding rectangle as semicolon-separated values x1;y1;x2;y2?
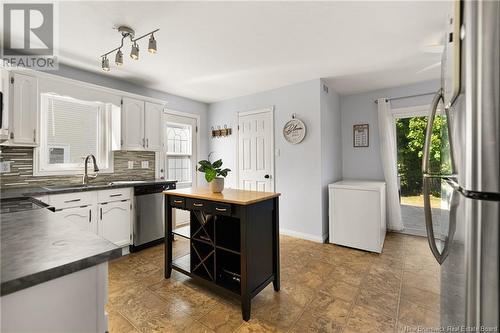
115;49;123;66
148;34;157;54
101;56;110;71
130;42;139;60
100;26;159;71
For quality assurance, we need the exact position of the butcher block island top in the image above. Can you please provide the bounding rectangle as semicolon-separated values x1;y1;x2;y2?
163;187;280;205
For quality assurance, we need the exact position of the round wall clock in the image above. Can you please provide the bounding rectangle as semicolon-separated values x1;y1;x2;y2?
283;116;306;144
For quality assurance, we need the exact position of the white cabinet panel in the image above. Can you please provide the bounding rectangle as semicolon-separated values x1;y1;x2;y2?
99;200;131;247
49;192;93;209
121;97;144;150
11;73;38;146
144;102;163;151
55;206;96;234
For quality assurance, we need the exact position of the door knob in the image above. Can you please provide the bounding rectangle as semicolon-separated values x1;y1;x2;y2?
264;174;270;179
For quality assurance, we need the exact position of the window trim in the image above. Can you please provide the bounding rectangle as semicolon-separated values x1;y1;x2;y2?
33;93;114;176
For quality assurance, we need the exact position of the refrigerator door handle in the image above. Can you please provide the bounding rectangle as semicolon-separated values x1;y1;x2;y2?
422;89;444;175
423;176;459;264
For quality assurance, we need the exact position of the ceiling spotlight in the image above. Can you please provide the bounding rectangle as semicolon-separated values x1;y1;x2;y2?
148;34;157;54
100;26;159;71
101;57;110;71
115;49;123;66
130;42;139;60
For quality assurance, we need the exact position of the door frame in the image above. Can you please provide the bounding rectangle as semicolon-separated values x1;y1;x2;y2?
236;106;275;191
157;108;201;188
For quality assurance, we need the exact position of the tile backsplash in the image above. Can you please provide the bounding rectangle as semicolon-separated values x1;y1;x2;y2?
0;147;156;188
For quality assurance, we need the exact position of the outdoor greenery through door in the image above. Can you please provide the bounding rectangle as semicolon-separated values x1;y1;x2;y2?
395;114;449;235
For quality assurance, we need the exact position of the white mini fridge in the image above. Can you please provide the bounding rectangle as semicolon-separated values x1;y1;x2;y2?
329;180;386;253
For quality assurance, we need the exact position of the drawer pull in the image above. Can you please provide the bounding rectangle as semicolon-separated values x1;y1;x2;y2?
109;194;122;197
215;207;227;212
173;200;183;204
64;199;81;203
193;203;204;207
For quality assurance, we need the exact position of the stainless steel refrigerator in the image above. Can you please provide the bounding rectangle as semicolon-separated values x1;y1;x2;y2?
422;0;499;330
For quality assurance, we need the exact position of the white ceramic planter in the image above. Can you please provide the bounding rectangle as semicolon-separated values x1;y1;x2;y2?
210;177;224;193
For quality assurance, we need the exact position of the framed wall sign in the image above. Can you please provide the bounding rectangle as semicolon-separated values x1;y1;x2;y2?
283;115;306;144
353;124;369;147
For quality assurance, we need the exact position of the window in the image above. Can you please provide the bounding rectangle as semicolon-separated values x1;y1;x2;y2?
166;123;192;183
36;93;115;175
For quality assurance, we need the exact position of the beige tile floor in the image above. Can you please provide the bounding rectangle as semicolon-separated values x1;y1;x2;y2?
107;233;441;333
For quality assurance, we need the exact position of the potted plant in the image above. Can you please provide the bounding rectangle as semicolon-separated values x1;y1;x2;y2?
197;159;231;193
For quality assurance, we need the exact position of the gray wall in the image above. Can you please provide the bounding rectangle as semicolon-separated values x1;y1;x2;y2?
208;79;342;241
340;79;440;181
320;80;342;238
47;64;210;164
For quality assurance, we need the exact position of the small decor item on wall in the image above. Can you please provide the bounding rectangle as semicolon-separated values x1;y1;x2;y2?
353;124;369;147
283;114;306;144
198;159;231;193
211;125;232;138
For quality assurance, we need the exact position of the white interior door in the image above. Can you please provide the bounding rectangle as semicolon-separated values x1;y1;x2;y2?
161;112;198;227
238;108;274;192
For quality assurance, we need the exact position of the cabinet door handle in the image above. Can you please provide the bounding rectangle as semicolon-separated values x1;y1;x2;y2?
109;194;122;197
146;138;149;148
33;129;36;143
173;200;183;204
89;209;91;223
100;207;102;220
215;207;227;212
142;138;145;148
193;203;203;207
64;198;81;203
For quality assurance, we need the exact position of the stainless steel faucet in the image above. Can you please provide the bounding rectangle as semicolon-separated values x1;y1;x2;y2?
83;154;99;185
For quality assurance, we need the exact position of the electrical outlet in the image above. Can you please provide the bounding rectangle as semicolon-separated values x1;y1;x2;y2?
0;161;11;173
128;161;134;169
141;161;149;169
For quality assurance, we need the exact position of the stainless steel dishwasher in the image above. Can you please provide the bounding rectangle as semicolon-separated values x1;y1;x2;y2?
131;182;175;251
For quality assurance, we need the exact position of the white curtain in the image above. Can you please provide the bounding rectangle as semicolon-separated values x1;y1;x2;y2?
377;98;403;231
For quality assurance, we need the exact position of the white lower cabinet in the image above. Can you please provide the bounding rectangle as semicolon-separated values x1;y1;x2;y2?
55;206;97;234
98;200;131;247
48;188;132;249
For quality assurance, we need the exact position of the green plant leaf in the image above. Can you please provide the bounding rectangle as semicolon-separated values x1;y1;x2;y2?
217;168;231;177
198;160;212;171
205;169;217;182
212;159;223;168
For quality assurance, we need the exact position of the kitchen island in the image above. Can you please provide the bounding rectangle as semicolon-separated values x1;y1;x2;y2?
163;187;281;321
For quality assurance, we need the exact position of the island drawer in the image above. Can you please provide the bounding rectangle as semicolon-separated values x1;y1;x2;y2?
212;202;232;216
170;196;186;209
185;198;232;216
186;198;212;212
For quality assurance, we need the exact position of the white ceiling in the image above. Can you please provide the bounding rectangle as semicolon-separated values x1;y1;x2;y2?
54;1;451;103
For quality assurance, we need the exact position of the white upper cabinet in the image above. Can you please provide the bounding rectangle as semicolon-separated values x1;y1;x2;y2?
10;73;38;146
121;97;145;150
121;98;163;152
144;102;163;151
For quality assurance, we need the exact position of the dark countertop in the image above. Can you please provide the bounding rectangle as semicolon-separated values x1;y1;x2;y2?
1;207;122;296
0;179;177;199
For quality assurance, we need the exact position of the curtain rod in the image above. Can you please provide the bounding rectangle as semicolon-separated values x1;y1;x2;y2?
374;91;436;104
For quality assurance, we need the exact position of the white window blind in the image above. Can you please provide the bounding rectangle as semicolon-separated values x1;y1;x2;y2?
36;93;112;174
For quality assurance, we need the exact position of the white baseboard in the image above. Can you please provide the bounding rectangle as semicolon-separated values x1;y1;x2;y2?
279;228;326;243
